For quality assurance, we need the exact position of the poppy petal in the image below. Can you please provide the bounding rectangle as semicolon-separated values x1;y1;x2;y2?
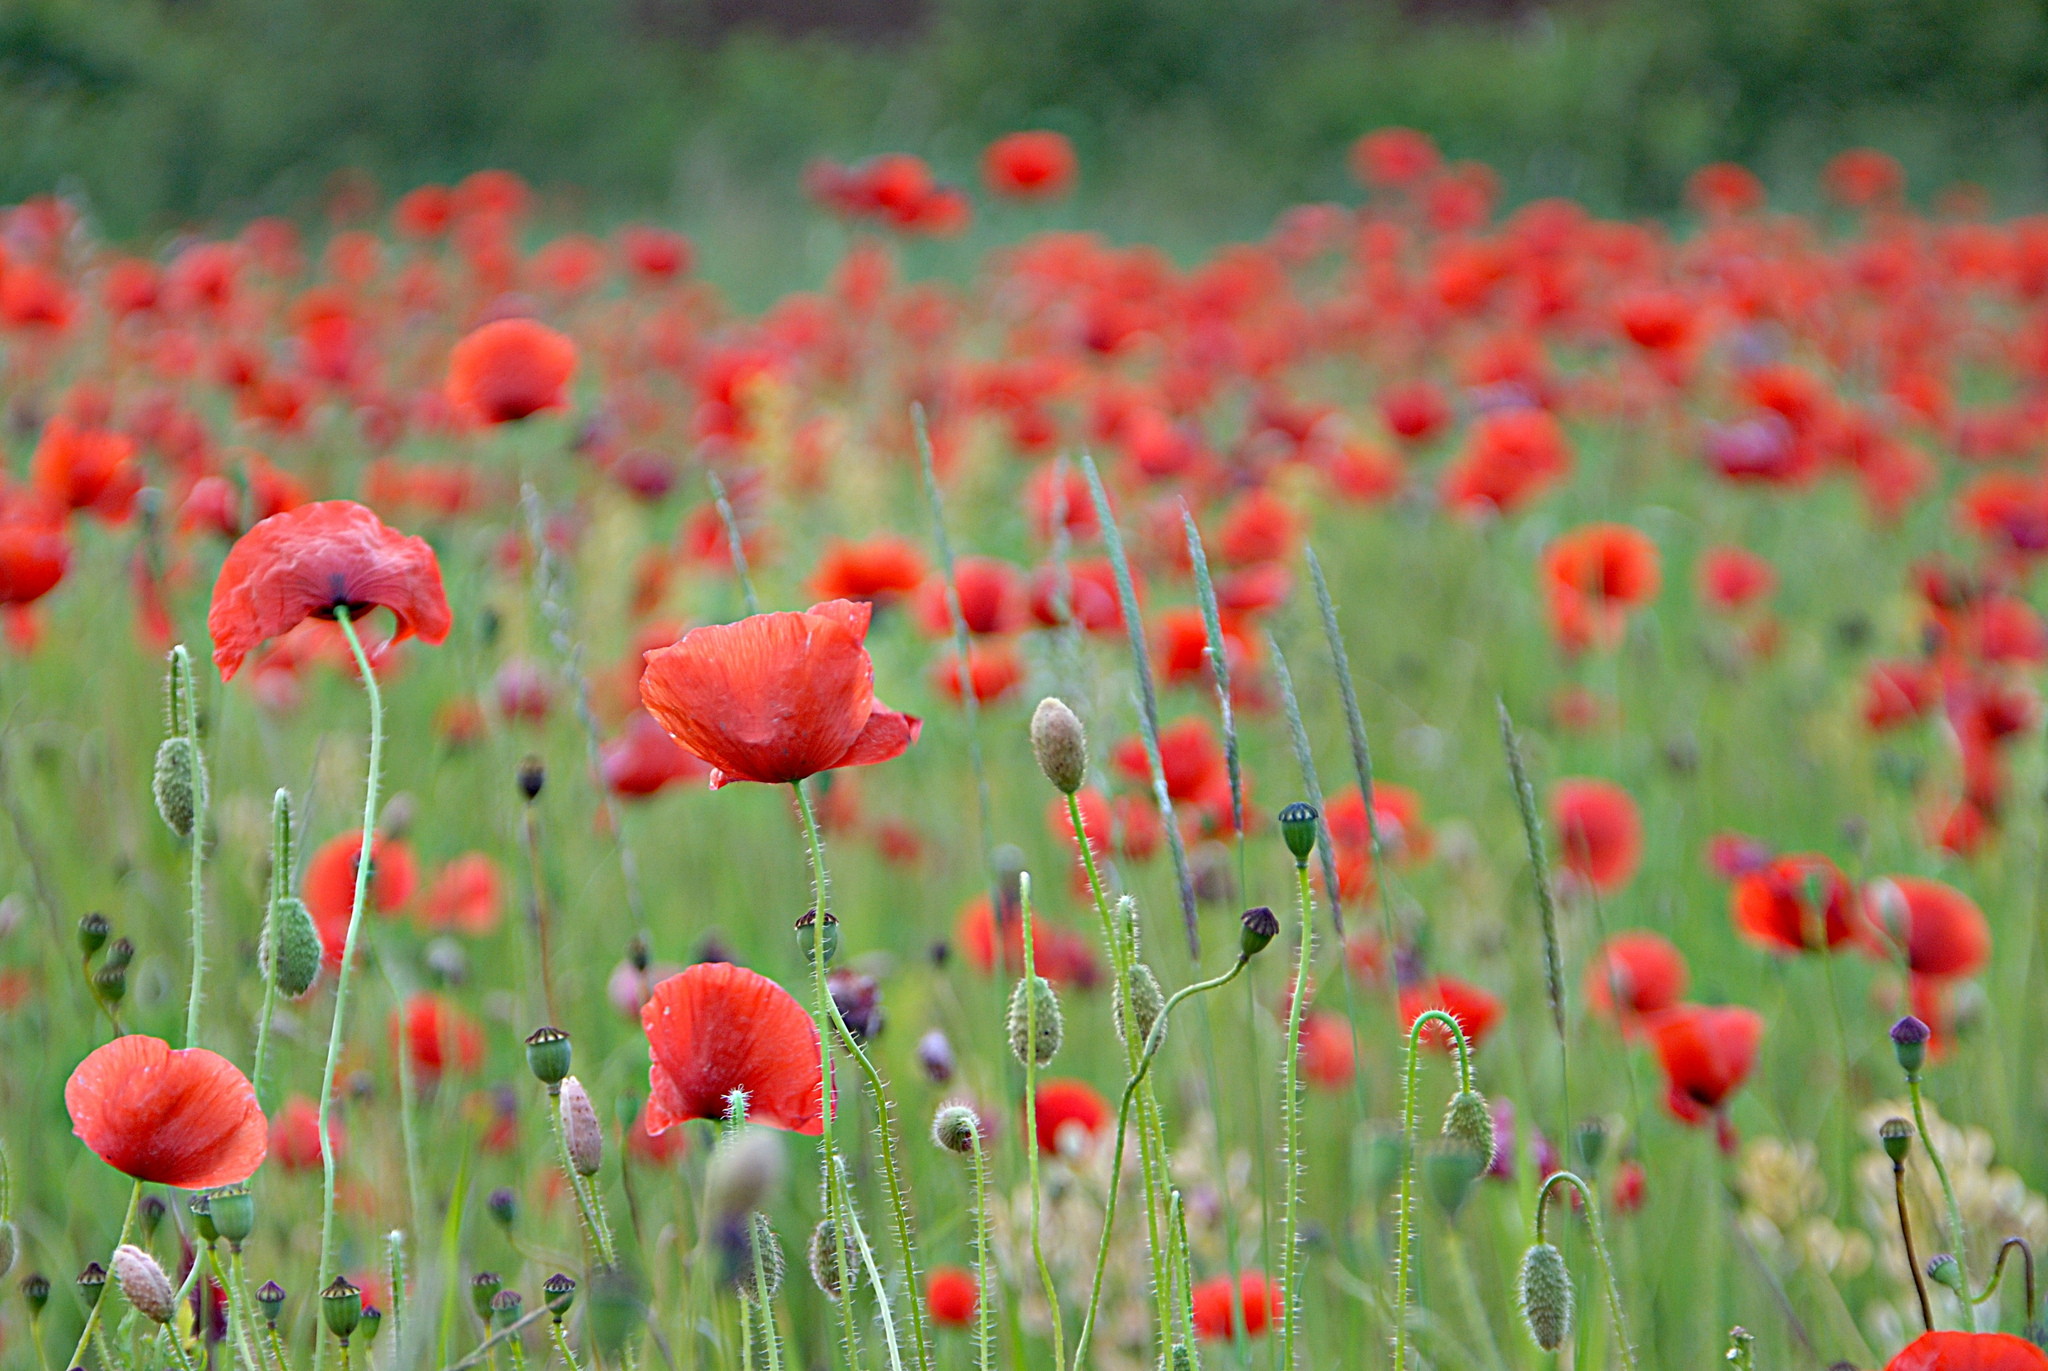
66;1036;268;1189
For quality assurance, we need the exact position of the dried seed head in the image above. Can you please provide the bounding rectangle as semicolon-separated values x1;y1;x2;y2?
267;897;321;999
1030;698;1088;795
524;1026;572;1087
1114;962;1167;1049
1278;802;1320;864
322;1276;363;1341
807;1219;861;1301
1517;1242;1572;1351
560;1077;604;1177
152;737;203;838
705;1128;785;1224
729;1213;784;1301
1239;905;1278;957
1007;975;1063;1066
1879;1116;1914;1165
932;1103;983;1155
1442;1090;1497;1171
112;1246;175;1325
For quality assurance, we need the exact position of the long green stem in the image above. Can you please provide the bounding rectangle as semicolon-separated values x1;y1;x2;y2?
1534;1171;1636;1371
1909;1077;1976;1329
828;1012;930;1371
834;1156;905;1371
212;1246;267;1371
174;646;209;1049
1017;874;1067;1371
792;783;857;1371
1443;1229;1505;1371
67;1180;143;1371
550;1321;584;1371
317;605;385;1370
1392;1010;1475;1371
1280;861;1315;1371
252;789;291;1109
968;1134;994;1371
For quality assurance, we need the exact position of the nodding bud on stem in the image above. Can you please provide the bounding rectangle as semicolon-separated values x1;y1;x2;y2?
932;1102;983;1155
152;738;202;838
112;1246;175;1325
1880;1117;1915;1165
560;1077;603;1176
1517;1242;1573;1352
1443;1090;1497;1170
1114;962;1166;1049
1030;698;1088;795
807;1219;858;1301
1278;802;1319;864
705;1128;784;1224
525;1026;572;1087
1891;1015;1931;1077
729;1213;785;1302
1240;905;1278;957
267;898;321;999
322;1277;363;1341
1007;975;1063;1066
517;756;546;802
542;1274;576;1321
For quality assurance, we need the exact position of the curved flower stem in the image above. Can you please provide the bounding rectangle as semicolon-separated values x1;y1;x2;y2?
968;1133;994;1371
67;1179;142;1371
1893;1154;1934;1332
1279;860;1316;1371
1017;874;1067;1371
251;789;291;1110
1534;1171;1637;1371
1974;1237;2035;1318
834;1155;904;1371
172;646;209;1049
1908;1077;1976;1330
1393;1009;1475;1371
792;783;857;1370
1074;957;1248;1368
318;606;385;1357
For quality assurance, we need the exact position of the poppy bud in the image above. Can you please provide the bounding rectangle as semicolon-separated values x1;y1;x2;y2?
359;1305;382;1344
1114;962;1166;1049
542;1274;576;1321
267;898;321;999
517;756;545;802
490;1290;522;1327
1442;1090;1497;1171
796;910;839;966
1007;975;1063;1066
188;1193;215;1245
78;912;109;958
91;961;127;1007
932;1103;983;1155
1928;1253;1965;1296
210;1185;254;1247
525;1026;572;1088
1517;1242;1572;1352
256;1281;286;1327
138;1195;166;1242
322;1277;362;1341
22;1271;48;1317
1574;1118;1609;1171
1240;905;1278;957
705;1129;784;1224
102;937;134;972
1891;1015;1931;1077
729;1213;785;1302
627;933;651;973
1278;802;1320;864
77;1262;106;1309
1879;1117;1914;1165
1030;698;1088;795
560;1077;604;1177
0;1222;14;1280
152;737;203;838
917;1029;956;1084
807;1219;859;1302
470;1273;502;1323
1423;1140;1485;1218
112;1246;175;1325
487;1187;517;1230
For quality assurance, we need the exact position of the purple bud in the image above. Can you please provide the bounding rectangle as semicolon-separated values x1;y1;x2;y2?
916;1030;955;1084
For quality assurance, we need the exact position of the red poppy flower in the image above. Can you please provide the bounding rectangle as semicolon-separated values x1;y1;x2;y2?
208;501;452;680
1028;559;1125;633
306;831;418;966
1864;876;1991;979
1379;379;1452;444
1687;163;1765;217
390;994;484;1081
1297;1012;1356;1089
1031;1078;1110;1155
913;558;1025;637
1584;932;1689;1021
268;1094;342;1172
0;493;67;606
1697;546;1776;612
446;319;577;424
627;1101;688;1165
30;419;140;519
926;1267;979;1328
982;131;1077;200
1862;661;1938;731
1113;717;1225;801
1440;408;1573;515
639;599;921;789
66;1036;267;1188
929;642;1026;706
1399;977;1502;1050
952;896;1101;989
1649;1004;1763;1123
810;538;928;603
641;962;825;1136
1731;854;1867;953
1887;1331;2048;1369
602;709;711;798
1191;1271;1281;1340
1350;127;1442;189
419;854;503;936
1551;779;1643;893
618;226;693;282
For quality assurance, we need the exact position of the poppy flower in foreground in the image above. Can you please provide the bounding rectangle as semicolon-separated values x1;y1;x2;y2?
1886;1330;2048;1369
207;501;451;679
1649;1004;1763;1124
639;599;920;789
1731;854;1867;953
1191;1271;1281;1340
66;1036;267;1188
926;1266;979;1327
1551;778;1643;893
1399;977;1502;1050
445;318;578;424
641;962;826;1136
1031;1078;1111;1155
1864;876;1991;979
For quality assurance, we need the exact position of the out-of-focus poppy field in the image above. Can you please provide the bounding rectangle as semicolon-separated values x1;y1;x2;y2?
11;8;2048;1371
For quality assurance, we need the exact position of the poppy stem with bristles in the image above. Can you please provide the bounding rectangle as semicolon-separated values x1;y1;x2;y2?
1016;873;1067;1371
1533;1171;1636;1371
968;1130;994;1371
66;1178;141;1371
316;604;384;1371
1908;1076;1976;1328
826;1000;930;1371
172;645;209;1050
1393;1009;1475;1370
252;788;291;1111
1279;858;1315;1371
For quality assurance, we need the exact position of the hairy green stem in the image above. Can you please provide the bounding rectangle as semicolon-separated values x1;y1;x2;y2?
1279;861;1316;1371
173;646;209;1049
1392;1009;1475;1370
68;1180;143;1371
252;788;291;1109
969;1133;995;1371
793;783;858;1371
1017;874;1068;1371
1534;1171;1636;1371
1908;1077;1976;1329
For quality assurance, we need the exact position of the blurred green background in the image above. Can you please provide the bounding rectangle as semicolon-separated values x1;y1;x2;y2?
6;0;2048;253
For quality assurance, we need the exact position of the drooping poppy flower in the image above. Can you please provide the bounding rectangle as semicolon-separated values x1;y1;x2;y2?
306;831;418;965
419;854;503;936
207;501;451;680
268;1094;342;1172
1731;854;1866;953
1886;1331;2048;1369
1649;1004;1763;1124
982;132;1077;200
1863;876;1991;979
1584;932;1688;1022
1031;1078;1110;1155
65;1036;267;1188
390;993;485;1081
641;962;826;1136
1551;779;1643;892
926;1267;979;1328
810;538;928;603
639;599;921;789
445;318;577;424
1191;1271;1281;1340
1399;977;1502;1050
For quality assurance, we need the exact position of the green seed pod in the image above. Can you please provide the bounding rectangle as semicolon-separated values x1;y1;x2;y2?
731;1213;785;1302
209;1185;254;1247
269;898;321;999
101;937;134;972
1114;962;1167;1049
1239;906;1278;958
1423;1141;1486;1219
1891;1015;1931;1078
524;1026;572;1088
806;1219;859;1302
256;1281;286;1326
470;1273;502;1323
542;1273;576;1321
322;1276;363;1341
21;1271;49;1317
1927;1253;1965;1297
1278;802;1319;864
1518;1243;1573;1352
796;909;839;967
490;1290;523;1328
1030;698;1089;795
486;1187;517;1230
359;1305;383;1344
77;912;109;958
77;1262;107;1309
152;737;202;838
1880;1117;1914;1166
1442;1090;1497;1171
1007;975;1063;1066
931;1103;982;1156
1574;1118;1609;1172
188;1193;216;1246
92;961;127;1007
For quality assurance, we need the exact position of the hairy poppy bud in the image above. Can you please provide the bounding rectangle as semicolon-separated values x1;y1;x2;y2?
796;909;839;966
77;912;109;958
917;1029;956;1084
1278;802;1319;864
1007;975;1063;1066
210;1185;254;1247
705;1128;784;1224
77;1262;107;1309
542;1273;576;1320
1517;1242;1572;1351
153;737;203;838
188;1193;215;1245
1240;905;1278;957
322;1277;362;1341
1879;1116;1914;1165
470;1273;502;1323
256;1281;286;1327
1114;962;1166;1049
517;756;545;802
525;1026;572;1088
268;897;321;999
359;1305;382;1344
1891;1015;1931;1077
487;1187;518;1230
490;1290;522;1327
1442;1090;1497;1170
807;1219;859;1301
560;1077;604;1177
113;1246;175;1325
1424;1141;1485;1218
932;1103;983;1155
1030;698;1088;795
730;1213;785;1302
21;1271;48;1317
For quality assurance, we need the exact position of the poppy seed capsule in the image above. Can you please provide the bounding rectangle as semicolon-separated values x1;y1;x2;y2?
322;1277;362;1341
487;1187;517;1230
267;897;321;999
112;1246;175;1325
560;1077;604;1177
256;1281;286;1326
1927;1253;1964;1296
1030;698;1089;795
1517;1242;1573;1351
517;756;545;802
1007;975;1063;1066
1442;1090;1497;1170
1114;962;1166;1049
91;962;127;1007
542;1273;576;1320
359;1305;382;1344
1879;1116;1914;1165
1574;1118;1609;1171
188;1193;216;1245
102;937;134;972
77;912;109;958
932;1103;982;1155
1891;1015;1931;1077
209;1185;254;1246
77;1262;107;1308
1240;905;1279;957
139;1195;166;1241
152;737;202;838
796;909;839;966
524;1026;572;1087
22;1271;49;1316
1278;802;1320;864
470;1273;502;1323
490;1290;523;1326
